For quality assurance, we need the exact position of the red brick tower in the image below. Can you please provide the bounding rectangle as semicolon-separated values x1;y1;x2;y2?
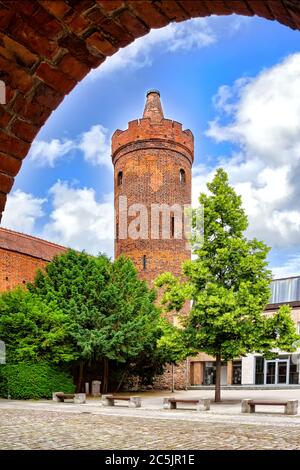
112;90;193;285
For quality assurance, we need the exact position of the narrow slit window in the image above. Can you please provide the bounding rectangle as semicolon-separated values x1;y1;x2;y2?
171;215;175;238
116;222;119;240
143;255;147;270
117;171;123;186
179;169;186;184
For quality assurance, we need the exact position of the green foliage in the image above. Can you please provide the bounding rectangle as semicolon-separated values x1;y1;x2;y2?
156;169;299;399
28;251;162;364
156;317;191;364
27;250;164;390
0;288;74;363
0;362;74;399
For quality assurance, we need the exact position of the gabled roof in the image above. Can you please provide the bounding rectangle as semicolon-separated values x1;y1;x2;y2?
0;227;67;261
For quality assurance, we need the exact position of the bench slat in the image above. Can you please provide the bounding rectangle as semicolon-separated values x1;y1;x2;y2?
168;399;199;404
111;397;131;401
249;400;288;406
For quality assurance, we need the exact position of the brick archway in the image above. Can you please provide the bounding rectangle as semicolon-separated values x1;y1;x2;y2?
0;0;299;220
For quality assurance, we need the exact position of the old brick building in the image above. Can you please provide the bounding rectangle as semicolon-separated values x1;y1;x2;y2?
112;90;193;388
0;227;66;292
112;90;193;284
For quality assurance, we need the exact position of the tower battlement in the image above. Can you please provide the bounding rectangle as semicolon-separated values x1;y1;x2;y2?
112;117;194;164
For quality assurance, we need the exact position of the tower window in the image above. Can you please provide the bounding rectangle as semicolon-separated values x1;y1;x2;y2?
117;171;123;186
179;169;186;184
171;215;175;238
116;222;119;240
143;255;147;270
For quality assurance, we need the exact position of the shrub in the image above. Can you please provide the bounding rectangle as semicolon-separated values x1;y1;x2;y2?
0;362;75;399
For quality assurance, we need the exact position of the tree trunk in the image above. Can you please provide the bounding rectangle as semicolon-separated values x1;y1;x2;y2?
171;364;175;393
76;362;84;392
215;353;222;402
102;358;109;394
115;368;128;393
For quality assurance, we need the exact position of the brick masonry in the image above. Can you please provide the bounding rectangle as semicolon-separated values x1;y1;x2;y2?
0;227;66;291
0;1;299;219
112;90;192;389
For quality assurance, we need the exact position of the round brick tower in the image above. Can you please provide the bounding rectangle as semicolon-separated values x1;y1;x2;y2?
112;90;194;285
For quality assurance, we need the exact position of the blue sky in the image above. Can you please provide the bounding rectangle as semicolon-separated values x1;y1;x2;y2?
1;14;300;278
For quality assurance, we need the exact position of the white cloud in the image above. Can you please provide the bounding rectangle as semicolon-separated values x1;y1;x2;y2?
1;189;46;233
206;54;300;166
90;16;246;78
1;183;114;257
78;124;111;168
195;53;300;256
89;15;250;79
42;181;114;257
272;254;300;279
29;138;75;167
29;124;112;169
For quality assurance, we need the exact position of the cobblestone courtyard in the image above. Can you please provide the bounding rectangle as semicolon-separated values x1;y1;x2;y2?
1;407;300;450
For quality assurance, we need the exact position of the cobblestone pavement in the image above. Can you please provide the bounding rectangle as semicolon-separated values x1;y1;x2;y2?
1;408;300;450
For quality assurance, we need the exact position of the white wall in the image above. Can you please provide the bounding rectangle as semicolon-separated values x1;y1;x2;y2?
242;355;255;385
221;365;227;385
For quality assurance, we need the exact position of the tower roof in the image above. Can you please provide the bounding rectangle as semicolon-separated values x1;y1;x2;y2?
143;90;164;122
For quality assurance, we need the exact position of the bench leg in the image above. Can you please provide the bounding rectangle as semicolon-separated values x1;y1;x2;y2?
73;393;86;404
102;395;114;406
241;399;253;413
285;400;298;415
52;392;64;402
129;396;141;408
197;399;210;411
163;398;171;409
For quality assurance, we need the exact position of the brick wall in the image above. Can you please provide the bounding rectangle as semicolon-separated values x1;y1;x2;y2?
0;227;66;291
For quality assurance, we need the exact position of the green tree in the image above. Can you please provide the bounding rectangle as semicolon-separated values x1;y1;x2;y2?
0;288;74;364
156;169;299;401
29;250;163;393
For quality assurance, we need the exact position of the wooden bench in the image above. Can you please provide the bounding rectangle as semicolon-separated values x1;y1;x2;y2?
53;392;86;404
102;394;142;408
163;397;210;411
241;399;298;415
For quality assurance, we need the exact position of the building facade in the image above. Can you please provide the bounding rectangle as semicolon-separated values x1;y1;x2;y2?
0;227;66;292
112;90;193;388
190;276;300;387
112;90;193;285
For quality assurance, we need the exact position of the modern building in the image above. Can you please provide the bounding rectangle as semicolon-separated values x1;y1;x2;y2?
190;276;300;387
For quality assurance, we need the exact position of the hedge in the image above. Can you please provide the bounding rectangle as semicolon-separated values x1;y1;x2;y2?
0;362;75;399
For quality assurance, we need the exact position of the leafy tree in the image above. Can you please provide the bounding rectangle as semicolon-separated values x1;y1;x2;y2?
123;317;190;392
0;288;74;364
29;250;163;393
156;169;299;401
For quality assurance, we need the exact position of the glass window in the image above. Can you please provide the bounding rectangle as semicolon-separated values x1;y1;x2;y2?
117;171;123;186
255;356;264;385
289;362;299;384
232;361;242;385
